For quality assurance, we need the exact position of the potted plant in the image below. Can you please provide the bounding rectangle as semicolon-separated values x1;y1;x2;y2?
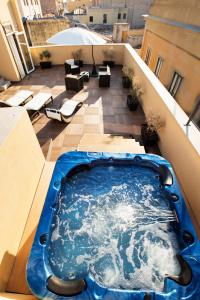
127;76;143;111
122;66;133;88
72;49;83;67
103;48;115;68
39;50;52;69
141;111;165;146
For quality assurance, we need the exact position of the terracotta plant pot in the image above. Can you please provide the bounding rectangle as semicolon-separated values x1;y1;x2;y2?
141;123;159;146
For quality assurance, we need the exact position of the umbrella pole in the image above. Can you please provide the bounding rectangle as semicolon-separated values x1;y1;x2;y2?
91;44;98;77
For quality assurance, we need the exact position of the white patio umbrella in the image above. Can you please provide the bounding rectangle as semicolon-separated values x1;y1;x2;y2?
47;27;108;76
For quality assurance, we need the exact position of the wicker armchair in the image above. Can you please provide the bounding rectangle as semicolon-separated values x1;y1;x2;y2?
99;65;111;87
64;59;80;75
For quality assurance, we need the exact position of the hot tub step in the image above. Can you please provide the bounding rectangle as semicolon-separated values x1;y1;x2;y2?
78;144;145;154
78;134;145;153
80;134;130;144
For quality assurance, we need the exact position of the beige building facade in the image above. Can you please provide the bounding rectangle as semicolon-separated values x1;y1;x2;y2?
74;5;128;26
86;7;128;25
141;0;200;118
0;0;34;82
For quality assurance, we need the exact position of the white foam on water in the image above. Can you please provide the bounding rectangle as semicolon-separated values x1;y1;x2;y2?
48;166;180;291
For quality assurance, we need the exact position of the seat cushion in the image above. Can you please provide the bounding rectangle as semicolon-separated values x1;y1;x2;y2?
6;90;33;106
60;100;82;117
25;93;52;111
66;59;74;66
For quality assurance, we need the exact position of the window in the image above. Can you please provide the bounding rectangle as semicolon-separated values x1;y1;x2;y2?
154;56;163;78
145;47;151;65
168;71;183;98
187;97;200;130
89;16;93;22
118;13;121;19
103;14;107;24
123;13;126;19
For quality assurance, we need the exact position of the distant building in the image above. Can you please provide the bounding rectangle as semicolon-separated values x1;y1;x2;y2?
141;0;200;118
113;23;129;43
91;0;153;28
40;0;64;15
67;0;92;13
82;7;128;25
17;0;43;19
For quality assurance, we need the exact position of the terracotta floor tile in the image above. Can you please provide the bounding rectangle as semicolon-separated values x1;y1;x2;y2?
85;107;100;115
71;115;84;124
65;124;84;135
63;135;82;147
84;114;100;124
83;124;101;134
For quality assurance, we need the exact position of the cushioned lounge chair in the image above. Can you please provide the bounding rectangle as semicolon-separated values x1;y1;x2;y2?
1;92;53;121
45;99;83;123
24;92;53;111
6;90;33;106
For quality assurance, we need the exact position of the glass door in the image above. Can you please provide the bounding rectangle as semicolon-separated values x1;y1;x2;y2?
6;32;26;79
15;32;35;74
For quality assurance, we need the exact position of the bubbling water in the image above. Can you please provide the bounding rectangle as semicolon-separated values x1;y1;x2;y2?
48;165;180;291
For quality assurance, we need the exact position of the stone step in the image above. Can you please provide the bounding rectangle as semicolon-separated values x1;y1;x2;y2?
79;139;141;147
78;144;145;154
0;78;11;92
78;134;145;154
79;134;140;146
80;134;127;143
0;77;4;84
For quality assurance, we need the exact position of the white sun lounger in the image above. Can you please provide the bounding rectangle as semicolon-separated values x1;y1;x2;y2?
24;92;53;111
45;99;83;122
6;90;33;106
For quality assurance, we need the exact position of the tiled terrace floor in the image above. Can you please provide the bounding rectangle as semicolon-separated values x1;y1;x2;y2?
0;65;160;161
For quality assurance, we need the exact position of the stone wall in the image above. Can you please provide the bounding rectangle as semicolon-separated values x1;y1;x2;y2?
26;18;70;46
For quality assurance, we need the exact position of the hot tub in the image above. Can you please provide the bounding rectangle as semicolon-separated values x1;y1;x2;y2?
27;152;200;300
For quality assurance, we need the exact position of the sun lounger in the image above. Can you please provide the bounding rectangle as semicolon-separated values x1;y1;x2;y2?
24;92;53;111
45;99;83;123
6;90;33;106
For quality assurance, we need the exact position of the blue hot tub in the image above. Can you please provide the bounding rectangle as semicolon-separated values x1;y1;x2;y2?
27;152;200;300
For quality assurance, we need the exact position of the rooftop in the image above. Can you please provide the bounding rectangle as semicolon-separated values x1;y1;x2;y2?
0;43;200;299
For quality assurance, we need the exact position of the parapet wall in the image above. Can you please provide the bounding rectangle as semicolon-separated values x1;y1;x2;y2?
123;44;200;236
